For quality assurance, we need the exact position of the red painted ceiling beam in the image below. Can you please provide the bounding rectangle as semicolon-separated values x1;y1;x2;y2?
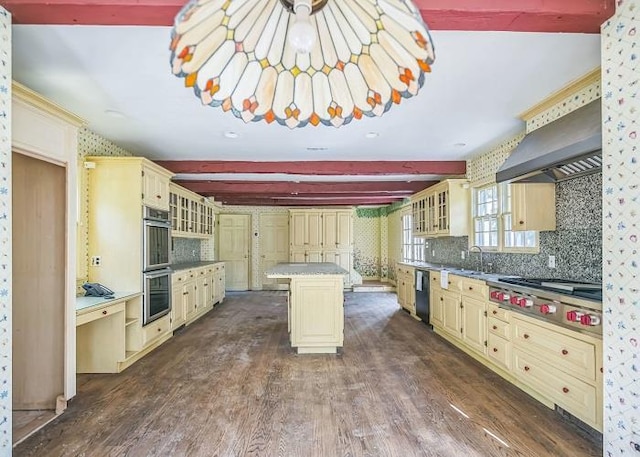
160;161;465;176
3;0;614;33
175;180;438;195
218;198;402;207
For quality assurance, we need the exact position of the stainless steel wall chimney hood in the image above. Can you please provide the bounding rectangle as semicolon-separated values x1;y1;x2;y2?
496;100;602;184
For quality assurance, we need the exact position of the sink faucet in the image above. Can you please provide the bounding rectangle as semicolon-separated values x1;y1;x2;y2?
469;245;484;272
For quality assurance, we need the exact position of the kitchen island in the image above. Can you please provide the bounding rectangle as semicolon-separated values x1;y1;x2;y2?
266;262;347;354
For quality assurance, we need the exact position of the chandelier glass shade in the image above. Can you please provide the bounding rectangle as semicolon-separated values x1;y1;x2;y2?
170;0;435;128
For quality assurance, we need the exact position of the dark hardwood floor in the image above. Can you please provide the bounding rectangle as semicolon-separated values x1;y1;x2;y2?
15;292;602;457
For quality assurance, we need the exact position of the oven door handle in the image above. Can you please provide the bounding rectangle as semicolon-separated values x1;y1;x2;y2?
145;268;173;279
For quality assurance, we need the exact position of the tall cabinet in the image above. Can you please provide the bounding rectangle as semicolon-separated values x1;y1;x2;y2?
289;209;354;287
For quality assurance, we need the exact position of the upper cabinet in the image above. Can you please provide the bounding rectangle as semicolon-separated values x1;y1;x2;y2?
510;183;556;231
323;210;353;250
290;210;324;250
142;164;171;210
411;179;470;238
169;183;216;238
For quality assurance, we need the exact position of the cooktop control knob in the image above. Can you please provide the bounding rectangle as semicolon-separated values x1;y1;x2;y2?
540;304;557;314
566;310;584;322
509;296;519;305
580;314;601;326
490;291;500;300
518;298;533;308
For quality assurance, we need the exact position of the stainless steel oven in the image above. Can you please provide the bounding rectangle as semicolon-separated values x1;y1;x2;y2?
143;268;172;325
143;207;171;272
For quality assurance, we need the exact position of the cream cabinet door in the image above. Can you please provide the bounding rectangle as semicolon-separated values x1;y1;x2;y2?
461;296;487;355
260;213;289;289
335;211;352;249
323;211;337;247
290;250;306;262
142;166;169;210
510;183;556;231
171;281;186;330
430;289;444;328
441;290;461;338
307;211;323;249
324;250;352;287
289;212;307;250
219;214;250;291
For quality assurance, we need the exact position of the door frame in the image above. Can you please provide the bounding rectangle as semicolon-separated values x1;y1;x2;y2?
218;213;251;291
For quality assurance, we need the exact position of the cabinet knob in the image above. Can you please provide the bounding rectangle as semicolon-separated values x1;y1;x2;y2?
492;310;498;315
524;366;530;372
102;310;107;315
158;328;162;332
562;387;569;394
523;334;530;339
156;195;162;199
492;325;498;330
518;220;524;225
468;286;473;290
561;349;568;355
492;348;498;353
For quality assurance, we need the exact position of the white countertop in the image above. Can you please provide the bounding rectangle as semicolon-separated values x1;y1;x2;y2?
76;291;141;312
266;262;348;278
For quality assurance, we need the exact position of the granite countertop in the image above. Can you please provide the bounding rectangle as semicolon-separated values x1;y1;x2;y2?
171;260;224;271
266;262;348;277
398;261;513;282
76;291;141;312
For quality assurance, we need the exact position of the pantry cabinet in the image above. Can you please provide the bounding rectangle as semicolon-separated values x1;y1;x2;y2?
411;179;470;238
509;183;556;231
169;183;216;238
142;165;171;210
289;209;354;287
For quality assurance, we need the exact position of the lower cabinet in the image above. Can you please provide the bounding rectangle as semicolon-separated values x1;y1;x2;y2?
441;290;461;337
171;262;225;331
396;264;416;316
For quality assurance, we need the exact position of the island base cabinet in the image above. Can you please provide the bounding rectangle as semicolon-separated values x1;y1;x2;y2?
290;277;344;353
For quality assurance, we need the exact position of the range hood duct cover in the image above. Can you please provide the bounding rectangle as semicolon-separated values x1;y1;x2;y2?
496;99;602;184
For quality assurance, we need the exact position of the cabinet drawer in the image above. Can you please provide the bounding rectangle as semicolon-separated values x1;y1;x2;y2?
487;333;511;370
441;273;462;292
172;271;189;284
512;317;596;382
142;315;171;346
461;279;488;300
77;302;125;326
488;303;509;322
488;317;510;339
513;348;597;426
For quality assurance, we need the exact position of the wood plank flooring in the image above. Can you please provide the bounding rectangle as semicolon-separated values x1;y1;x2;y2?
14;292;602;457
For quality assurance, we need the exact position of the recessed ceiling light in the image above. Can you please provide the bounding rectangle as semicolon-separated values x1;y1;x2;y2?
365;132;379;139
224;131;239;139
454;142;467;147
104;109;126;119
306;147;328;151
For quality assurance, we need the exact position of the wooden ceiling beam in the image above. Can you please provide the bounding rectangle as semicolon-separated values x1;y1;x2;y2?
3;0;614;33
160;161;465;176
175;180;438;195
219;197;403;206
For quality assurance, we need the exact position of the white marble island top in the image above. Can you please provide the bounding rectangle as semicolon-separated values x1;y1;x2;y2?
266;262;348;278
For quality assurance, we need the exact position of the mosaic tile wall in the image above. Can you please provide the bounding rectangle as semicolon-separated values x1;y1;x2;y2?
171;238;202;264
426;172;602;282
77;127;133;288
354;211;381;279
602;2;639;454
0;7;10;450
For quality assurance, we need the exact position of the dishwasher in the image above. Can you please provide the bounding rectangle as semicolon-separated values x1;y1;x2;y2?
415;269;430;325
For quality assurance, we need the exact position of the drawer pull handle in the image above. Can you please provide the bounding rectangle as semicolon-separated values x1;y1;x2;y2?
102;310;107;315
492;348;498;353
524;366;530;372
561;349;568;355
156;195;162;199
440;297;443;301
468;287;473;290
523;334;530;339
492;325;498;330
519;220;524;225
492;310;498;315
562;387;569;394
158;328;162;332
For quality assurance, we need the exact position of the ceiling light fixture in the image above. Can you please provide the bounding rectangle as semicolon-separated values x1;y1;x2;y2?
224;131;239;139
365;132;379;138
170;0;435;129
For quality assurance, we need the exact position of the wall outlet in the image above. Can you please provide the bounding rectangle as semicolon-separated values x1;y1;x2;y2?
432;250;435;257
461;250;466;260
91;256;101;266
548;255;556;269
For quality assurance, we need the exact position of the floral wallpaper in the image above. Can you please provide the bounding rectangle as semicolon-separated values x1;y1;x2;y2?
602;1;639;454
354;211;381;279
0;7;10;450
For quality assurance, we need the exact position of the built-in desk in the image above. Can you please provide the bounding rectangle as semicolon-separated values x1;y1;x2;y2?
266;263;347;354
76;292;147;373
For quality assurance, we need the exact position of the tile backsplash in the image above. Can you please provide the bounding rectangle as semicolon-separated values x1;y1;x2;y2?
171;238;201;264
425;174;602;282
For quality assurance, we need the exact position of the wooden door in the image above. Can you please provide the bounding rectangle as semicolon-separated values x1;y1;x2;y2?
13;152;66;410
259;213;289;290
219;214;250;291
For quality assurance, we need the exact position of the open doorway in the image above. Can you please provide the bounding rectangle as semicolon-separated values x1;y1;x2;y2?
12;152;66;445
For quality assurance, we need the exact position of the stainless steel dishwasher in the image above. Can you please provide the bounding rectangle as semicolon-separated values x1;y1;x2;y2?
415;269;430;325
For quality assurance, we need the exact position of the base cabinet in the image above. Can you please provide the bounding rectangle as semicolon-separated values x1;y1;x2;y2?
396;264;416;315
171;262;225;330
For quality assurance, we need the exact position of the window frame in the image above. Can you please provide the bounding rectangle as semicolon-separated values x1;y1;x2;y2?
471;182;539;254
401;213;426;262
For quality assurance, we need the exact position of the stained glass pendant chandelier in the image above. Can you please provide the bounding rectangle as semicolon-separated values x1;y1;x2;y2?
170;0;435;128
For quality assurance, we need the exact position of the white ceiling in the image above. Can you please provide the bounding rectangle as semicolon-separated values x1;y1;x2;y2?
12;25;601;163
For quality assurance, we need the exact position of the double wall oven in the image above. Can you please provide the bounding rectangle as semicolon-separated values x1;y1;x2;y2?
143;207;172;325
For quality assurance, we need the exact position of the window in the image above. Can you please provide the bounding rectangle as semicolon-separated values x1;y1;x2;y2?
402;213;426;262
472;183;537;252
